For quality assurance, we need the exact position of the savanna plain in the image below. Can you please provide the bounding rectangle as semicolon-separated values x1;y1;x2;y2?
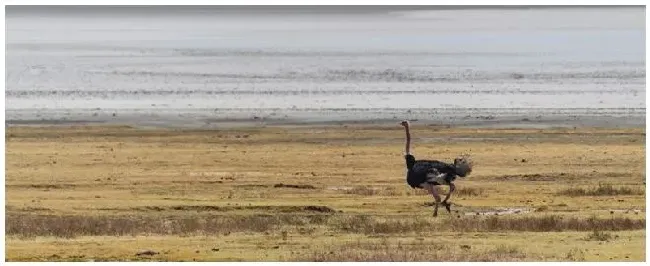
5;124;646;261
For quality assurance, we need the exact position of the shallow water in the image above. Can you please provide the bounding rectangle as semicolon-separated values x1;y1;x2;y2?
5;6;646;127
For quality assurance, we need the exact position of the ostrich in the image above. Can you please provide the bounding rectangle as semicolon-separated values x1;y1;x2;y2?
400;120;473;217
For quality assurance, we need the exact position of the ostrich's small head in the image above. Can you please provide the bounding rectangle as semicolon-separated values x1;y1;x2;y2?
454;154;473;177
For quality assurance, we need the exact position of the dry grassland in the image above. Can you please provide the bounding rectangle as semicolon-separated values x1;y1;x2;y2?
5;125;646;261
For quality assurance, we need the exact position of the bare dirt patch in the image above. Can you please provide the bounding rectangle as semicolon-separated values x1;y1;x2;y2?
464;208;532;216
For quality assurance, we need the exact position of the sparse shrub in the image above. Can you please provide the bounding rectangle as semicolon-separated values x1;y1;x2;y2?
584;230;613;241
381;187;402;196
565;248;586;261
345;186;379;196
455;187;486;197
405;188;429;196
342;186;411;197
336;215;432;235
557;183;644;197
297;226;317;235
290;241;528;262
449;215;645;232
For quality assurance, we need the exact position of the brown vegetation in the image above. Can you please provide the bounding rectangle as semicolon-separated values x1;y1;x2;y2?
291;241;528;262
7;213;644;239
584;230;615;241
557;183;645;197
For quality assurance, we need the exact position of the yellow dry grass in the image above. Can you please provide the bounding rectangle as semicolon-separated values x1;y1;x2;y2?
5;124;646;261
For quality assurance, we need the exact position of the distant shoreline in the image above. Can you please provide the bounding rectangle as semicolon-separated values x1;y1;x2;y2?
5;108;645;129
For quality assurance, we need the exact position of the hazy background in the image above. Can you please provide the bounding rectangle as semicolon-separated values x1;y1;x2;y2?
5;6;646;127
